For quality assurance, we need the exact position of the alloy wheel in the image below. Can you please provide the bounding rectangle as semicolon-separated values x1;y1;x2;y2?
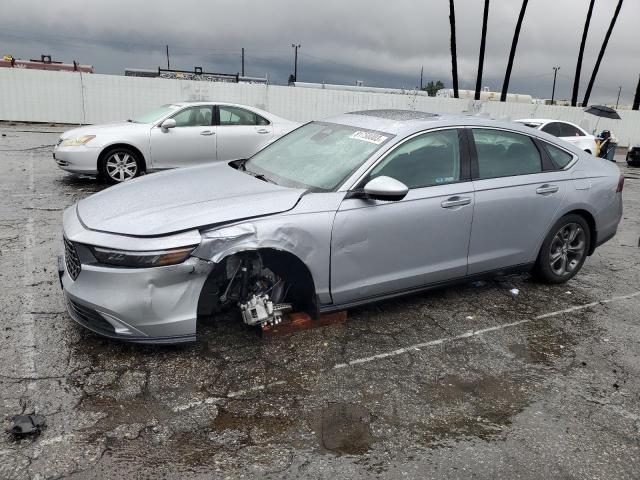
105;152;138;182
548;222;586;277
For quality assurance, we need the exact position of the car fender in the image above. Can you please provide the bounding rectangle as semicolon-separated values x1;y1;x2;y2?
192;195;341;305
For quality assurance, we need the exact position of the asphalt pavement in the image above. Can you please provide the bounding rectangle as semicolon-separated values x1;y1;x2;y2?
1;123;639;479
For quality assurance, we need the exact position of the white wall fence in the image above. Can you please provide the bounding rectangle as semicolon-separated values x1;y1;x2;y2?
2;68;639;146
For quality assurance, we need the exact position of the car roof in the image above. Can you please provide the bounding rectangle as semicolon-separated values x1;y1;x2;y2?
516;118;581;126
321;110;549;138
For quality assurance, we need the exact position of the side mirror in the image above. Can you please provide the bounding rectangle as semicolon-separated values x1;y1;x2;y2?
160;118;176;131
362;176;409;201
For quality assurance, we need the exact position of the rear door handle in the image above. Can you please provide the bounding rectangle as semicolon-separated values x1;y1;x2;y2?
257;129;270;134
536;184;559;195
200;130;214;136
441;196;472;208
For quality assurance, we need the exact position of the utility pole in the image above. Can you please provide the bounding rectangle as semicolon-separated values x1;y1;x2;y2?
551;66;560;105
420;66;423;90
241;48;245;77
165;45;170;69
633;74;640;111
291;44;301;82
615;85;622;109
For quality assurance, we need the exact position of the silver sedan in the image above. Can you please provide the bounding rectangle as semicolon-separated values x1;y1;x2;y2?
59;109;623;343
53;102;299;183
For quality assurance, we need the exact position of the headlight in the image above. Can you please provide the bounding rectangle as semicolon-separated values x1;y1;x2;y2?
62;135;96;146
91;245;196;268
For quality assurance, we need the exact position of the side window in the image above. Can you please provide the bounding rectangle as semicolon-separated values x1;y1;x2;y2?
369;129;461;189
559;122;584;137
219;106;266;126
171;106;213;127
544;143;574;168
541;122;562;137
472;129;542;179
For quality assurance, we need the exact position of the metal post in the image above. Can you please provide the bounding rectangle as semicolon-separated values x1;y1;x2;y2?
291;44;301;82
420;66;423;90
615;85;621;109
241;48;245;77
551;66;560;105
165;45;170;69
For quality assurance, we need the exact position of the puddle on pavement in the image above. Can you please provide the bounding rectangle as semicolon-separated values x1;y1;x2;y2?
317;403;374;455
509;317;579;365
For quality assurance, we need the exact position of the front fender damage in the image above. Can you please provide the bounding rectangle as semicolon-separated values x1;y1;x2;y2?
192;213;333;309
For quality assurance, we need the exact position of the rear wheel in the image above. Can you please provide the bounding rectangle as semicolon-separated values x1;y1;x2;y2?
534;214;590;284
99;147;141;184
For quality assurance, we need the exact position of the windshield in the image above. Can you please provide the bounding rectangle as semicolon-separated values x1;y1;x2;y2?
244;122;393;190
131;104;181;124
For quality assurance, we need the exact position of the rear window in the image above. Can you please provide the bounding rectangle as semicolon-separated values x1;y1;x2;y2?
472;129;542;179
543;143;574;168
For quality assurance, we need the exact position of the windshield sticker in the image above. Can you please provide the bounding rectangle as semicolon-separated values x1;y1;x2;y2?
349;131;388;145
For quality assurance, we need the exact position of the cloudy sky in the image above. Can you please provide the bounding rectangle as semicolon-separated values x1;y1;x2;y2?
1;0;638;105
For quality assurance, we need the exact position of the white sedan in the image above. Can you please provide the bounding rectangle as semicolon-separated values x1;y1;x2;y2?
53;102;300;183
514;118;597;155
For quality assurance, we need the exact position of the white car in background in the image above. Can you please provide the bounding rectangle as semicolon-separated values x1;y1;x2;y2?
53;102;300;183
515;119;597;155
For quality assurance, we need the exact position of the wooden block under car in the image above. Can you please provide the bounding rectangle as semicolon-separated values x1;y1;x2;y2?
261;311;347;337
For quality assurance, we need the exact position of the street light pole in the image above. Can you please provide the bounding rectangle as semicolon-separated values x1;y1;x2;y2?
551;66;560;105
291;44;301;82
615;85;621;109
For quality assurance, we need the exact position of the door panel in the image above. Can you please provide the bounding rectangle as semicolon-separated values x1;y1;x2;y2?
468;174;567;273
216;105;274;161
467;128;568;274
331;184;475;304
149;106;216;169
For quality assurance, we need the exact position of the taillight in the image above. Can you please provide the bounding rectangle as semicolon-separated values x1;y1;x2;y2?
616;175;624;193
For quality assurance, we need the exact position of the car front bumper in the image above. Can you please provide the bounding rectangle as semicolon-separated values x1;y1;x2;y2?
60;208;213;343
53;144;100;175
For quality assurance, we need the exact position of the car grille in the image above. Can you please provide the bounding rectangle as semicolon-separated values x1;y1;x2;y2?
66;297;115;334
63;237;81;280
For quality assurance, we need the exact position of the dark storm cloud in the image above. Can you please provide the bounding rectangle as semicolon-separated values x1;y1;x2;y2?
1;0;638;104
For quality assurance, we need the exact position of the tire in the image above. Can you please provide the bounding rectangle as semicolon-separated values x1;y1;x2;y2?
533;214;591;284
99;147;142;184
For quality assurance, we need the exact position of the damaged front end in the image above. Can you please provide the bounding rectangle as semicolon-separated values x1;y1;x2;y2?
217;253;292;327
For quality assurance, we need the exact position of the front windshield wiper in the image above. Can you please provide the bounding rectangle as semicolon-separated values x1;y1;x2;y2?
243;168;277;185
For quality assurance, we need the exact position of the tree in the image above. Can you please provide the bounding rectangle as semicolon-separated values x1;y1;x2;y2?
501;0;529;102
449;0;459;98
582;0;624;107
571;0;595;107
422;80;445;96
475;0;490;101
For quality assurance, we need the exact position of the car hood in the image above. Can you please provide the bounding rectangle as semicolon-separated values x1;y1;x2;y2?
77;163;306;236
60;122;149;140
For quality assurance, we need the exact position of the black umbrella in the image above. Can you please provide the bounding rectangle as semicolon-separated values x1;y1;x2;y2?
584;105;621;119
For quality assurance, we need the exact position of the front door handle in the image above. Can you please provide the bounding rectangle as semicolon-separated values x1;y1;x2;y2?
200;130;214;136
441;196;472;208
256;129;270;134
536;184;559;195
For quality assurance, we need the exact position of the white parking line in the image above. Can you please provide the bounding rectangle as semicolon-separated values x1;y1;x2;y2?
333;291;640;369
20;154;37;376
227;380;287;398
